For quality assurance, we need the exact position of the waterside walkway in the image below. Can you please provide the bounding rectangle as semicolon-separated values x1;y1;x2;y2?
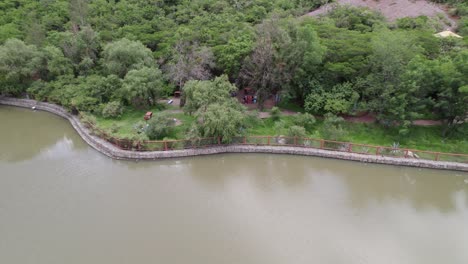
1;97;467;172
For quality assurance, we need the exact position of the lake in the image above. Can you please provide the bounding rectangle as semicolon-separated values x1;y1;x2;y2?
1;105;467;264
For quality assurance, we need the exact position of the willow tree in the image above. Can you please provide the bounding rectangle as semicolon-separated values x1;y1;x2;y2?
188;102;246;142
0;39;41;95
183;75;237;115
101;38;154;78
120;67;165;108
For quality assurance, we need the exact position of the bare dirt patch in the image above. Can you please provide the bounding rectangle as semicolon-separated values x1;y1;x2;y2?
308;0;456;29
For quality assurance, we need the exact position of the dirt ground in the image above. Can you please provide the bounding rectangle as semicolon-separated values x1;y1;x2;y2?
308;0;456;29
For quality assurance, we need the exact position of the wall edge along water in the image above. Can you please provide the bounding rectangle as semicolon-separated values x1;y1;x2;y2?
1;97;467;172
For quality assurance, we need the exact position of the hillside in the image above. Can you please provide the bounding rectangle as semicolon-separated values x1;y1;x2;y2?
308;0;457;29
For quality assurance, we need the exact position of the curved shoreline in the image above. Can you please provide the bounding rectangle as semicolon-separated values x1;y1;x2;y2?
1;97;467;172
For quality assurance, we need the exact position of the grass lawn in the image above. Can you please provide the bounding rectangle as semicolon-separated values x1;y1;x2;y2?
95;104;195;140
94;105;467;154
340;122;468;154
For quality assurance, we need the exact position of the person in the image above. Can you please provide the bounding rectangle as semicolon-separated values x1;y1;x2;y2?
253;95;257;104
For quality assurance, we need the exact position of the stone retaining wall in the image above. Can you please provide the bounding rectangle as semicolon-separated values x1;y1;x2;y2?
1;97;467;172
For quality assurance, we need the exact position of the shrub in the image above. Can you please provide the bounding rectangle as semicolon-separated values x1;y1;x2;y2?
110;124;121;133
102;101;124;118
320;113;348;140
287;125;307;138
133;121;148;134
271;106;281;121
145;113;176;140
293;113;316;130
274;120;286;135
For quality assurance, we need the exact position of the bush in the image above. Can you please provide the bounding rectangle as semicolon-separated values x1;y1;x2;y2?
293;113;316;130
271;106;281;121
287;125;307;138
102;101;124;118
145;113;176;140
274;120;286;135
133;121;148;134
458;18;468;36
110;124;121;133
320;113;348;140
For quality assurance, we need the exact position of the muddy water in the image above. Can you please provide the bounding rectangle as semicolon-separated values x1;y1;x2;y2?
1;106;468;264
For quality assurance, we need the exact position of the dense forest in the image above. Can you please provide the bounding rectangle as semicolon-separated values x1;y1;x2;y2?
0;0;467;144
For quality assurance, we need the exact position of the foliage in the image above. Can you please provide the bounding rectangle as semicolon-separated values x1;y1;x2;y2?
270;107;281;121
361;28;424;123
305;82;359;114
120;67;165;108
183;75;237;115
40;45;74;80
326;5;385;32
293;113;316;130
239;17;325;107
320;113;347;140
189;102;246;142
102;101;124;118
0;39;41;95
101;38;154;77
133;121;148;135
145;113;176;140
0;0;466;143
287;125;307;138
47;27;100;75
273;120;287;135
164;41;215;88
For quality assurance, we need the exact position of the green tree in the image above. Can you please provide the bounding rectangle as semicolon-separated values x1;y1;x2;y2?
120;67;165;108
426;52;467;136
183;75;237;115
293;113;316;130
189;102;246;142
287;125;307;138
40;46;74;80
363;29;423;123
239;16;287;108
146;113;176;140
213;33;254;77
305;82;359;115
320;113;348;140
0;39;41;95
101;38;154;78
101;101;124;118
164;40;215;89
0;24;22;43
47;26;100;75
280;21;325;103
240;17;325;107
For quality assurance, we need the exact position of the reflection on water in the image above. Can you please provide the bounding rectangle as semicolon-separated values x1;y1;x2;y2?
0;106;86;162
1;106;468;264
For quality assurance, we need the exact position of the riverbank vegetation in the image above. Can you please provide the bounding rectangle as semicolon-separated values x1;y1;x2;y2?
0;0;467;153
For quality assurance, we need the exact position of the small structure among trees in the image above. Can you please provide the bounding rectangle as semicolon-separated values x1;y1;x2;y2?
434;30;462;38
144;112;153;121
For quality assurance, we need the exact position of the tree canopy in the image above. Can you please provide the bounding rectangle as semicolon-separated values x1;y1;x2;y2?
0;0;466;137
